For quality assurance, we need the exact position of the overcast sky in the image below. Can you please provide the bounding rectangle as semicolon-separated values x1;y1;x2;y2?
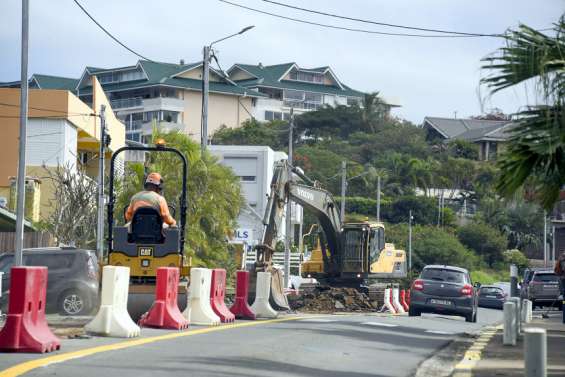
0;0;562;123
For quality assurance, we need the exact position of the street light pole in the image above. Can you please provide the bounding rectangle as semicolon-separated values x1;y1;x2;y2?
284;108;294;288
14;0;30;266
201;26;254;154
408;210;413;273
340;160;347;225
96;105;106;262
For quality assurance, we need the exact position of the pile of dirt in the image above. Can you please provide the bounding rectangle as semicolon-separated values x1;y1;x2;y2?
289;286;379;313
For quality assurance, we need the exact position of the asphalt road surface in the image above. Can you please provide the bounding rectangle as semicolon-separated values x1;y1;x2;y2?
0;308;502;377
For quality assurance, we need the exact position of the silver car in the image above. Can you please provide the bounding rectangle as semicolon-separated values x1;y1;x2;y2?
527;270;562;309
409;265;478;322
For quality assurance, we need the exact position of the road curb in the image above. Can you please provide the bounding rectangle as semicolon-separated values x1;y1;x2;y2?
451;324;502;377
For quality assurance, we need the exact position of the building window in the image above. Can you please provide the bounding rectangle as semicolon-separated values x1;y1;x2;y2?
347;97;361;106
283;112;290;121
240;176;256;182
288;70;323;83
265;111;283;121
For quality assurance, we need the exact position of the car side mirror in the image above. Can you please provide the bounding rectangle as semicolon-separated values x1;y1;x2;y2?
473;282;481;288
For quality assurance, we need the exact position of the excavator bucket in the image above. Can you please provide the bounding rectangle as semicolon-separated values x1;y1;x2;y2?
269;268;290;311
247;266;289;311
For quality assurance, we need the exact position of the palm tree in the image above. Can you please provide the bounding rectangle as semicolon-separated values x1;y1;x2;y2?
361;92;387;133
481;17;565;209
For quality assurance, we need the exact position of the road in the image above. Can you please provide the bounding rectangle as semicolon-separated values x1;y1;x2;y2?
0;308;502;377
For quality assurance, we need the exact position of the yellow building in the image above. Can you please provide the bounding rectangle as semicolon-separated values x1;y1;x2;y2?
0;76;125;220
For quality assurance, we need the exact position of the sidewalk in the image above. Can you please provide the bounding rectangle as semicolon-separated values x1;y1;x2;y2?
465;310;565;376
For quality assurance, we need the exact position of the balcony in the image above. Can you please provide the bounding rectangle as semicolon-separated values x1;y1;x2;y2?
141;121;185;136
282;100;321;110
110;97;142;109
142;97;184;112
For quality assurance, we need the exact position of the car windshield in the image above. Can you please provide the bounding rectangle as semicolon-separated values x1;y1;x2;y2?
533;273;558;283
421;268;465;283
480;287;503;295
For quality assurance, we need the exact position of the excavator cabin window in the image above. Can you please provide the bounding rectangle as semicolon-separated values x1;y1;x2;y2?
369;227;385;266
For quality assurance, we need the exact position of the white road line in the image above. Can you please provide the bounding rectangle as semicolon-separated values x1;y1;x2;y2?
425;330;456;335
298;319;338;323
361;322;399;328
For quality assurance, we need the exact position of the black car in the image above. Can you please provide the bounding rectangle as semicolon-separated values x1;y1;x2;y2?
478;285;507;309
0;247;99;316
409;265;478;322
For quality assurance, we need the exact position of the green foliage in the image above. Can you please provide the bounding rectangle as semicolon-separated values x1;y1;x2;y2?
471;269;509;285
384;195;438;225
116;131;243;269
503;249;530;270
482;19;565;209
457;222;508;266
446;139;480;160
213;119;288;151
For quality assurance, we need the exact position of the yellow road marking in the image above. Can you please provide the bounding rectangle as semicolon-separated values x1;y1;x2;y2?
0;316;315;377
453;325;503;376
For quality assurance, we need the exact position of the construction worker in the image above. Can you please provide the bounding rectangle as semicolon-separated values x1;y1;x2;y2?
554;251;565;323
125;172;177;227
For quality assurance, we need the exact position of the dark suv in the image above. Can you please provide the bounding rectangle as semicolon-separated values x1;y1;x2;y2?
0;247;99;316
409;265;478;322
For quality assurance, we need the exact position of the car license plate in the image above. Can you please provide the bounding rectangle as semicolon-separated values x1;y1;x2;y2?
138;247;154;257
430;299;452;306
486;295;497;299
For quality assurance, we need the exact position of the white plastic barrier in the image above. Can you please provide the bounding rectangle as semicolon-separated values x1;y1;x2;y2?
182;268;220;326
85;266;140;338
522;299;533;324
251;272;278;318
392;287;405;314
380;288;397;313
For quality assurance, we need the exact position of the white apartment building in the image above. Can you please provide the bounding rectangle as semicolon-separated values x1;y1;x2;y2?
208;145;302;246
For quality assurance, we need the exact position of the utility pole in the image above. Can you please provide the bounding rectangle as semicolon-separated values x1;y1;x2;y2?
408;210;413;273
284;108;294;289
376;175;381;222
96;105;106;262
14;0;29;266
340;160;347;225
543;210;548;268
201;45;211;153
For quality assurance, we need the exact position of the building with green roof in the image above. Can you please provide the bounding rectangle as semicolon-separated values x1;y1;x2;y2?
227;62;396;122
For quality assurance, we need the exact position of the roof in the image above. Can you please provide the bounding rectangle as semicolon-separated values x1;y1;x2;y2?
228;62;365;98
422;264;469;273
78;60;265;98
0;207;35;232
423;116;513;142
0;74;78;91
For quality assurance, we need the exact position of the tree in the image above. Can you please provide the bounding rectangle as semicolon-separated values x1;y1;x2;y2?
40;164;98;248
361;92;387;133
213;119;288;151
481;18;565;209
116;131;243;269
457;222;508;266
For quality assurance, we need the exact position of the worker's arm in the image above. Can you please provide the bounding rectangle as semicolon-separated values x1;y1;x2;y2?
159;197;177;226
125;201;135;222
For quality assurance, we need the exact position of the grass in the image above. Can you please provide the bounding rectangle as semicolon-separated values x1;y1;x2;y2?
471;269;510;285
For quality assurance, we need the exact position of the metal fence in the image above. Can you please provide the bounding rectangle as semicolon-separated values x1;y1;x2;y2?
0;232;53;253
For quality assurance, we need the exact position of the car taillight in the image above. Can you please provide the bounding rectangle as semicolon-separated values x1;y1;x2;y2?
87;257;97;279
412;279;424;291
460;284;473;297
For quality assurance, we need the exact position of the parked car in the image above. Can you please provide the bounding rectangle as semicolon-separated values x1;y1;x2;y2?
520;268;542;300
409;265;478;322
526;270;562;309
478;285;507;309
0;247;99;316
492;281;511;297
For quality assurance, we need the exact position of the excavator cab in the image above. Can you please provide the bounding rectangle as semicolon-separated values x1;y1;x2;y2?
106;141;189;283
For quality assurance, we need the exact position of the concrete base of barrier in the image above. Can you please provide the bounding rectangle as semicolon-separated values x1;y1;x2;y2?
85;266;140;338
251;272;278;318
183;268;220;326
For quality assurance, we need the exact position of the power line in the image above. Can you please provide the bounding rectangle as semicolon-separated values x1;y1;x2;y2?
263;0;500;37
72;0;155;62
219;0;488;38
0;102;96;116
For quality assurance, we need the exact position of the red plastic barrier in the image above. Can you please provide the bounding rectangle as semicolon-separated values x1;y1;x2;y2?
0;266;60;353
229;271;256;320
210;269;235;323
389;288;395;309
400;290;409;311
139;267;189;330
406;290;411;306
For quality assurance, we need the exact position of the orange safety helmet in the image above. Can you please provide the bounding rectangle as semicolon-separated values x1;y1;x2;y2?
145;172;163;191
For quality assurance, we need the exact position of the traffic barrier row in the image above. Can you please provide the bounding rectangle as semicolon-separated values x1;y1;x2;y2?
380;287;410;314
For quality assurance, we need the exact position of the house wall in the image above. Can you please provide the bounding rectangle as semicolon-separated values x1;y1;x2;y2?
230;69;255;81
182;91;253;141
175;67;221;82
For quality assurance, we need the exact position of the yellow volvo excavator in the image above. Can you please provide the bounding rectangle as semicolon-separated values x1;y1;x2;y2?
254;160;407;310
